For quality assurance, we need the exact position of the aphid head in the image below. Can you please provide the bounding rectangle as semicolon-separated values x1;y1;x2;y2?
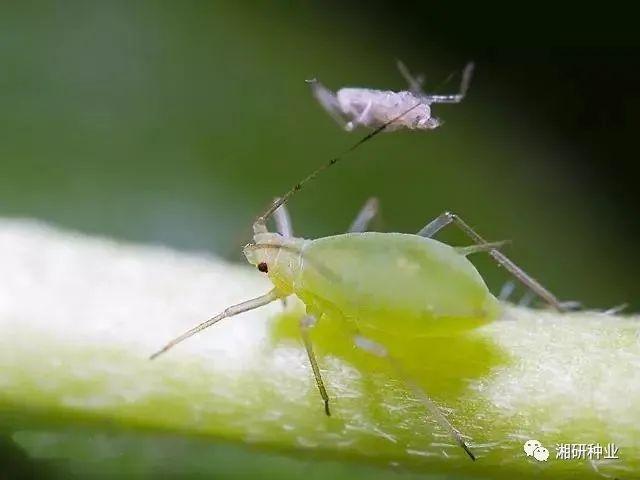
416;115;442;130
243;233;307;294
243;232;283;271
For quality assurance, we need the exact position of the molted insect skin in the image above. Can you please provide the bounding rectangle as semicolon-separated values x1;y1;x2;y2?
336;89;438;130
265;232;501;338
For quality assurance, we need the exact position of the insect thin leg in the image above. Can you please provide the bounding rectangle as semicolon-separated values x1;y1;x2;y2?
498;280;517;301
348;197;380;233
417;212;453;238
396;60;426;94
345;100;373;132
455;240;509;256
272;198;293;308
417;211;564;311
602;303;628;315
558;300;583;310
421;62;475;104
518;290;536;307
149;289;281;360
273;197;294;238
307;79;350;129
299;315;331;416
501;283;581;310
353;334;475;461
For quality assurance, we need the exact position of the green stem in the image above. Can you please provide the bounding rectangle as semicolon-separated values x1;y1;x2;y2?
0;219;637;479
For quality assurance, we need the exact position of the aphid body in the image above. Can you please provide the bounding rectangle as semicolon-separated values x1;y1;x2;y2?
333;88;440;131
245;231;501;340
309;61;475;132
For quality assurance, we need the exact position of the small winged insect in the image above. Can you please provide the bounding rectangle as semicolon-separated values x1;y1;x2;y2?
308;61;475;132
151;99;565;461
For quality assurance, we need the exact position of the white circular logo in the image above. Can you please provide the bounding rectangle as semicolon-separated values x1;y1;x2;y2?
533;446;550;461
524;439;541;456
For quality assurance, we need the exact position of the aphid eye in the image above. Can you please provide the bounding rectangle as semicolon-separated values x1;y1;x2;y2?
257;262;269;273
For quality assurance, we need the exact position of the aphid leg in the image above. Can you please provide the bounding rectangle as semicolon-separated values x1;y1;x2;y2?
299;314;331;416
500;281;581;310
455;240;509;256
396;60;426;94
602;303;628;315
273;198;293;238
348;197;380;233
421;62;475;105
149;289;282;360
498;280;517;301
345;100;373;132
273;199;293;307
306;79;349;129
557;300;582;311
417;212;564;311
353;334;476;461
518;290;536;307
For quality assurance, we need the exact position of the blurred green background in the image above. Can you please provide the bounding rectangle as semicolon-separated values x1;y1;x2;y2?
1;2;638;478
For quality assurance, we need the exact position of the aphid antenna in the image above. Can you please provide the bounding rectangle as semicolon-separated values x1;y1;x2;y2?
253;101;425;233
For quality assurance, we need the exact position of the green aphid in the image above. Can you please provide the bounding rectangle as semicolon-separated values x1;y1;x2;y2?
151;103;564;461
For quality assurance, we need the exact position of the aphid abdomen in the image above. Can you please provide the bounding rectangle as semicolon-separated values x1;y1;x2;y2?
295;232;500;336
337;88;388;114
336;89;432;130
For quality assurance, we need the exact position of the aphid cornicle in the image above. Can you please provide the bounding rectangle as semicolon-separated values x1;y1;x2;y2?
151;96;565;462
308;61;475;132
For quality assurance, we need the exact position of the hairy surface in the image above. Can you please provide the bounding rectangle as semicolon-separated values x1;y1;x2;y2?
0;218;637;479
